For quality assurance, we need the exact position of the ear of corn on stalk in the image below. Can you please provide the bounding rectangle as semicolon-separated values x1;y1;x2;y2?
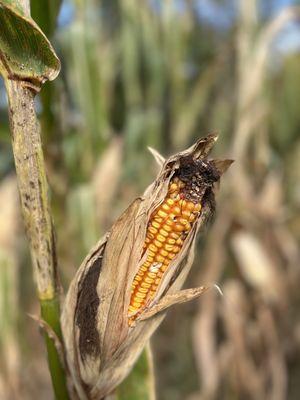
61;134;232;399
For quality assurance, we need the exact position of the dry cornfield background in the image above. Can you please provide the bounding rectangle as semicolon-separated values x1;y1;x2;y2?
0;0;300;399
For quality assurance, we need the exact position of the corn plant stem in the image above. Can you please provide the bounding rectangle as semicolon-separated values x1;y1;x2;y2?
116;343;156;400
5;79;69;400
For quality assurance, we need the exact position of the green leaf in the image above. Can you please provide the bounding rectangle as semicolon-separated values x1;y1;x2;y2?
1;0;25;15
31;0;62;37
0;1;60;88
116;344;155;400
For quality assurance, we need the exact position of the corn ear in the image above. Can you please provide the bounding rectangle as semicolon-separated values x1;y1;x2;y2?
61;134;232;399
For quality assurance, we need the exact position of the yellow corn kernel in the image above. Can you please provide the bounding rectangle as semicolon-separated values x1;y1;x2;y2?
134;295;145;301
159;228;169;237
173;206;181;215
189;213;196;222
144;277;154;284
148;244;157;252
155;254;165;263
164;244;174;252
138;287;149;294
167;238;176;244
166;198;175;206
186;201;195;211
167;252;176;260
194;203;201;211
165;218;175;226
157;209;168;218
169;183;178;192
147;250;156;258
177;217;187;225
156;234;166;242
132;301;142;308
184;222;192;230
159;249;168;257
162;224;172;232
182;210;191;219
162;203;170;211
149;226;158;235
170;232;179;239
153;239;163;248
152;221;160;229
174;224;185;232
176;238;183;246
141;282;151;289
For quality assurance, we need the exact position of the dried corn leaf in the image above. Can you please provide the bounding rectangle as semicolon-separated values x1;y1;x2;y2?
231;231;285;302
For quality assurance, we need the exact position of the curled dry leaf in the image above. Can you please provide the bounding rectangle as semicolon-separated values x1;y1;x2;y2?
92;137;123;228
61;134;233;399
231;231;286;302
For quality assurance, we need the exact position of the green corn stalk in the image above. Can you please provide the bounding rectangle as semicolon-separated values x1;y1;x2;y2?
0;0;69;398
116;345;155;400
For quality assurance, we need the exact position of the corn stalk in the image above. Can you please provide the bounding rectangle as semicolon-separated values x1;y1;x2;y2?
0;0;68;398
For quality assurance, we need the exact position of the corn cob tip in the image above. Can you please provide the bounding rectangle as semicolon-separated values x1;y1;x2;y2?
128;156;224;322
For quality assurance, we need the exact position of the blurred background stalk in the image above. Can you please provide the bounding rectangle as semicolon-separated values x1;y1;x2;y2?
0;177;20;400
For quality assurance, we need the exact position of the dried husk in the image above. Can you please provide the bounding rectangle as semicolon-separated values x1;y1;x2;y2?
61;134;232;399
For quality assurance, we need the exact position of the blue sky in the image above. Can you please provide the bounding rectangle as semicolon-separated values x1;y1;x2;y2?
59;0;300;27
196;0;300;28
58;0;300;54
